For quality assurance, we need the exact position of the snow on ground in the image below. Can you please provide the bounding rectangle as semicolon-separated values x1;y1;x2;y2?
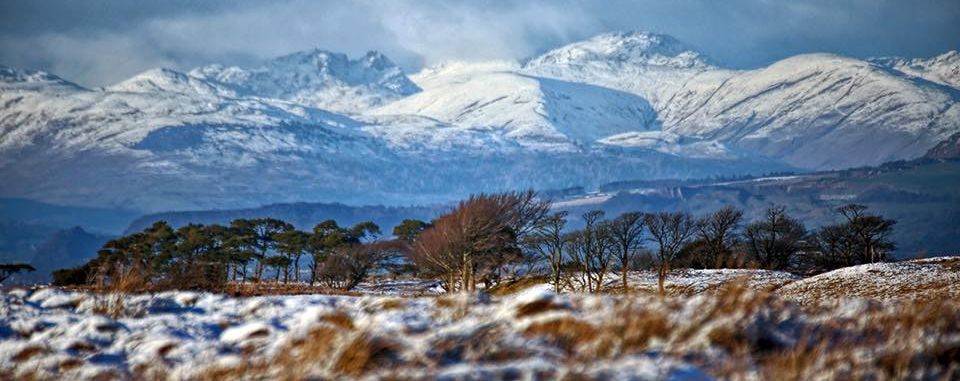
2;259;958;380
777;257;960;304
615;269;800;294
0;288;711;380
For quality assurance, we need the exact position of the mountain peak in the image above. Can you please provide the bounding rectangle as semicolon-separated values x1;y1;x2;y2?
526;31;711;69
0;66;85;91
107;67;234;97
189;49;419;113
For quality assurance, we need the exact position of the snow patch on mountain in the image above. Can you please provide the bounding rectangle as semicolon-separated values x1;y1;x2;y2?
598;130;734;159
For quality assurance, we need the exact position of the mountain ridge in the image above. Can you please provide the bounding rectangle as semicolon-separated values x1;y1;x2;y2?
1;31;958;212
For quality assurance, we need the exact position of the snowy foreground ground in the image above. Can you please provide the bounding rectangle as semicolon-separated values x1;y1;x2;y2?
1;258;959;380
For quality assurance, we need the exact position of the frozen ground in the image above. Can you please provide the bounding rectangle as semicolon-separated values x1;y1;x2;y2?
777;257;960;304
1;258;958;380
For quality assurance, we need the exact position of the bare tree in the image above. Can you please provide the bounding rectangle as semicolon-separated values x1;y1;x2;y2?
809;204;896;271
810;223;860;271
608;211;645;292
526;211;568;292
694;207;744;268
318;241;397;291
408;191;550;293
836;204;896;264
566;211;614;293
644;211;697;294
408;215;463;291
744;206;808;271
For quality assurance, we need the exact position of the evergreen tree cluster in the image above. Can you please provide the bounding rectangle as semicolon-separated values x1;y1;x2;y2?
52;218;407;291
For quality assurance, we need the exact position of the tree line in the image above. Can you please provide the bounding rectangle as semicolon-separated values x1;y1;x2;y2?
53;190;897;294
52;218;409;291
407;192;896;294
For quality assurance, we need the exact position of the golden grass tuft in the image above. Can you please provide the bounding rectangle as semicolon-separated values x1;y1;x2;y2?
12;345;49;362
523;317;597;354
319;311;355;330
333;334;401;377
514;298;568;318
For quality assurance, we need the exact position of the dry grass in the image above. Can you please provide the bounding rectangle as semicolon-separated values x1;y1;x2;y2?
523;317;597;354
318;311;355;330
514;298;569;318
15;266;960;380
12;345;49;362
332;334;401;377
183;284;960;380
196;318;401;380
487;275;550;296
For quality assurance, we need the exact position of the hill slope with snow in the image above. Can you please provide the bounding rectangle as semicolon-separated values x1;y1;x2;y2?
871;51;960;89
524;33;960;169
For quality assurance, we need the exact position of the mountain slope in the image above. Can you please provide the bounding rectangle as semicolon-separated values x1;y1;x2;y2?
871;51;960;89
524;33;960;169
0;63;782;212
374;61;661;151
108;68;237;97
661;54;960;169
524;32;722;108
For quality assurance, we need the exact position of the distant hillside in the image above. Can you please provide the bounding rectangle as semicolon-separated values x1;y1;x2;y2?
0;220;58;263
0;198;138;235
554;159;960;258
926;132;960;160
126;202;443;235
24;227;111;284
0;223;111;284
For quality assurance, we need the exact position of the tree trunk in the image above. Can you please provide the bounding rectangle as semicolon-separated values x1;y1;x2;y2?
553;256;562;293
293;254;302;283
256;261;265;282
621;268;628;294
658;263;667;295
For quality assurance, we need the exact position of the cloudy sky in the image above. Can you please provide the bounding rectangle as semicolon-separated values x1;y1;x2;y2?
1;0;958;87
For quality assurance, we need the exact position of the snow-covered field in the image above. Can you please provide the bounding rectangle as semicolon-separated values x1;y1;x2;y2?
2;258;958;380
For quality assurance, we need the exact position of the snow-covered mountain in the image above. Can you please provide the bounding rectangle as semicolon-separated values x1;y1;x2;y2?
373;60;662;151
1;33;958;212
870;51;960;89
524;32;960;169
0;58;773;211
189;50;420;113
